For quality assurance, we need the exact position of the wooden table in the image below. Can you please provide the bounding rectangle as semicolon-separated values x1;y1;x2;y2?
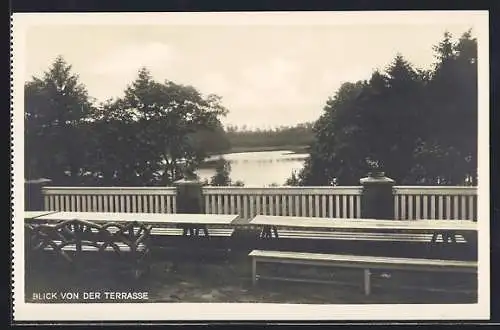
249;215;477;244
24;211;58;219
30;212;240;237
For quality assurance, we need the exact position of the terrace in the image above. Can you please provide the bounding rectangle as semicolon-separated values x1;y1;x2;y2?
24;172;479;304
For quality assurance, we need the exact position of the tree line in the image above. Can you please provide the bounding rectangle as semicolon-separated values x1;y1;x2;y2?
224;123;314;152
287;30;477;186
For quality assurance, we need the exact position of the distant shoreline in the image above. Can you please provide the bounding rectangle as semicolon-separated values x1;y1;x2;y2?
200;145;310;168
210;145;310;156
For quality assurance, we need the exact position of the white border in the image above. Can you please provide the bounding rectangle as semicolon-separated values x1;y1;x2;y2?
11;11;490;321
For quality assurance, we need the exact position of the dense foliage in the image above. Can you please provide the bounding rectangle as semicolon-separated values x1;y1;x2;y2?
290;31;477;186
25;61;229;186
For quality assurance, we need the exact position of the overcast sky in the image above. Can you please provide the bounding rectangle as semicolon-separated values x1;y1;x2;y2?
21;12;481;129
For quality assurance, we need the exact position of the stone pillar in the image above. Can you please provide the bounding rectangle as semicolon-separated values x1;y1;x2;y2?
359;171;395;220
173;178;204;214
25;178;52;211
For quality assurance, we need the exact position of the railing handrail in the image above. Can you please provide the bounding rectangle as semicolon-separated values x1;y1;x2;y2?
393;186;477;195
201;186;363;195
42;186;178;196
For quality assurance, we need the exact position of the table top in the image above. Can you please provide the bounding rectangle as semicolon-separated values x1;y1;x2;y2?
249;215;477;232
30;211;240;225
24;211;59;219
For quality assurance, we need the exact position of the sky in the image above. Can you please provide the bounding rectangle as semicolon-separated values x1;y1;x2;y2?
21;12;480;129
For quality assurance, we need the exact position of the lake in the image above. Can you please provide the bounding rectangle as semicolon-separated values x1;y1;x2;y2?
196;150;309;187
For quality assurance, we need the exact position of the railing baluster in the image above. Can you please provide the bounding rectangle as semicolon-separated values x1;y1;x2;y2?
400;195;406;220
453;195;459;220
282;195;287;216
314;195;320;217
64;196;70;211
97;195;103;212
294;195;300;217
299;195;305;217
408;195;413;220
328;195;334;218
422;195;428;219
119;196;125;213
54;196;60;211
335;195;340;217
172;195;177;213
468;195;474;221
321;195;327;217
274;195;279;215
356;195;361;219
430;195;436;220
165;195;171;213
148;195;154;213
342;195;347;218
217;194;223;215
154;195;160;213
230;195;236;214
308;195;314;217
269;196;274;216
103;195;109;212
249;195;255;218
438;196;444;220
132;196;140;212
287;195;293;217
461;195;466;219
445;195;451;220
415;195;421;220
236;195;242;218
348;195;354;219
261;196;267;215
75;195;81;212
243;195;249;220
224;194;230;214
394;195;399;220
125;196;131;213
81;195;87;212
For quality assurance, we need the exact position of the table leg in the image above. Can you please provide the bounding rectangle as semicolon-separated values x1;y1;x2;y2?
272;226;278;238
364;269;371;296
430;232;439;244
202;226;209;237
260;226;271;238
252;257;257;286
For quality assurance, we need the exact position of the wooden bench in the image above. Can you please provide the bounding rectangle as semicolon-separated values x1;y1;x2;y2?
25;219;153;278
150;227;235;238
249;250;477;295
274;229;468;243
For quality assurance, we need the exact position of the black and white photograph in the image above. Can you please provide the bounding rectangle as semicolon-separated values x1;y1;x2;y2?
11;11;490;321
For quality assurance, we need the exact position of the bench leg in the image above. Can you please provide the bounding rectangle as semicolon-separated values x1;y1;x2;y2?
252;257;257;286
364;269;371;296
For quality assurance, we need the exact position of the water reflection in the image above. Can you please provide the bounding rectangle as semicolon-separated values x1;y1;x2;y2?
197;150;308;187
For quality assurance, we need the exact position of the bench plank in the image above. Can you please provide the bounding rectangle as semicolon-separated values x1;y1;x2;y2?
276;230;467;243
250;215;477;233
249;250;476;269
249;250;477;295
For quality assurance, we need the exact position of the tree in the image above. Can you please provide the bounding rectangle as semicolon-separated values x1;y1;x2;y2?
24;56;94;184
210;157;232;186
86;67;228;186
290;30;477;186
413;30;478;185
